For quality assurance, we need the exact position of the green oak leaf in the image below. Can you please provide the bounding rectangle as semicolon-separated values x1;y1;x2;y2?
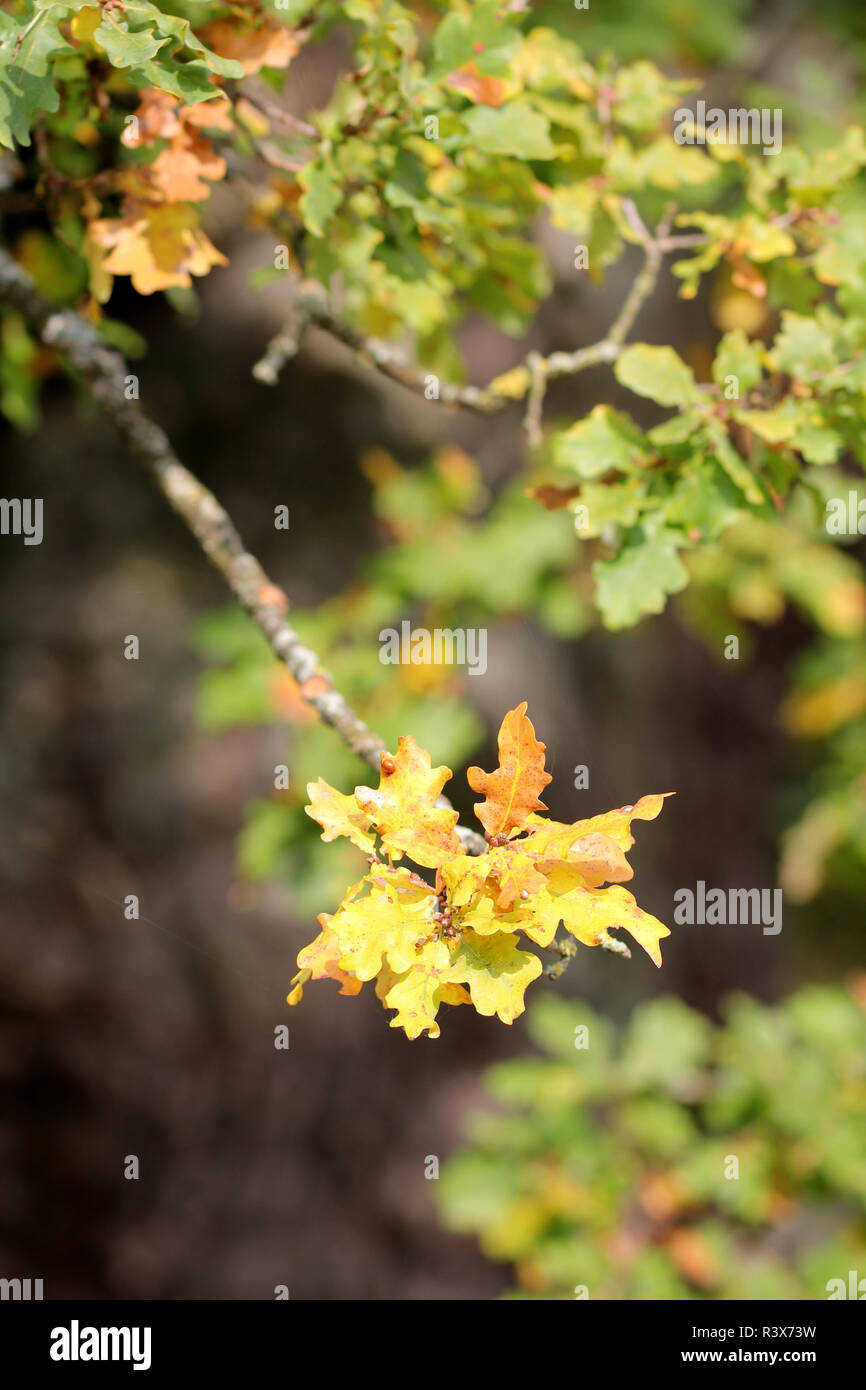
712;329;763;396
462;103;555;160
614;343;701;407
0;4;72;148
432;0;522;77
594;528;689;628
300;162;344;237
702;420;765;505
95;14;169;68
551;404;645;479
126;58;229;103
771;312;836;380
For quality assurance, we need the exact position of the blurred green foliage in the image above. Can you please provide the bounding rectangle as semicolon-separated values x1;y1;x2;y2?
438;984;866;1299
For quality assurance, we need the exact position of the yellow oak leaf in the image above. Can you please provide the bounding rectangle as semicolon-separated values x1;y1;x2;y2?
457;887;504;936
440;845;545;916
484;842;548;910
305;776;376;854
438;853;492;908
529;830;635;890
506;901;558;948
381;938;454;1039
439;982;472;1008
374;956;472;1024
290;706;673;1037
555;883;670;966
383;929;540;1036
327;869;436;981
374;959;403;1005
88;204;226;295
447;929;543;1024
468;701;552;839
70;5;102;45
527;792;671;855
355;738;461;868
441;846;544;919
288;915;363;1001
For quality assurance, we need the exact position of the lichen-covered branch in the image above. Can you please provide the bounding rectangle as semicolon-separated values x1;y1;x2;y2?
0;246;486;853
253;208;674;423
545;929;631;976
253;278;500;409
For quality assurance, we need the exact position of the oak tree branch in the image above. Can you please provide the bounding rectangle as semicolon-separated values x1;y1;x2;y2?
252;208;673;425
0;246;486;855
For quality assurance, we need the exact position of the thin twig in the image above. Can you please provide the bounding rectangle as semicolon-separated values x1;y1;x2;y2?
607;201;674;348
251;281;318;384
256;278;499;411
523;350;547;449
0;247;486;854
600;933;632;959
544;935;578;979
544;929;630;978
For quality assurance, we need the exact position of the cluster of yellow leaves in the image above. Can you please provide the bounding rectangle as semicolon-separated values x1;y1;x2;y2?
81;16;299;298
289;703;672;1039
86;88;233;298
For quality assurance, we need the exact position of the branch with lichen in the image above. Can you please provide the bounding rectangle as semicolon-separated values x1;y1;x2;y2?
253;205;676;434
0;252;648;936
546;928;632;975
0;245;485;855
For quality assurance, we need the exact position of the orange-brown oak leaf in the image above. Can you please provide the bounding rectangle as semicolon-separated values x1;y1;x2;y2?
447;62;507;107
119;90;232;205
149;137;227;203
199;18;300;75
468;701;552;839
88;204;226;295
